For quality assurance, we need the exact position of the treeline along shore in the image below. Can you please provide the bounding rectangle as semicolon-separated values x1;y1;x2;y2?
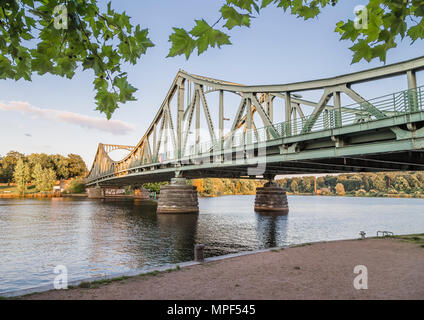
190;171;424;199
0;150;87;197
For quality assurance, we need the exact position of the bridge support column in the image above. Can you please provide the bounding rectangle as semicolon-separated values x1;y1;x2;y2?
87;186;105;199
255;180;289;214
157;178;199;214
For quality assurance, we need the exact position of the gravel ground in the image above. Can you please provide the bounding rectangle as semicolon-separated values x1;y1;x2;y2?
21;237;424;300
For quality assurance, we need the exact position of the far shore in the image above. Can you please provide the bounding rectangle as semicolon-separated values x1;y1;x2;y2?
1;192;424;200
12;234;424;300
199;192;424;199
0;193;87;199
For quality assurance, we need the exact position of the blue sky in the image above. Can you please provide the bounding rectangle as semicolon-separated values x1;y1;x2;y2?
1;0;423;166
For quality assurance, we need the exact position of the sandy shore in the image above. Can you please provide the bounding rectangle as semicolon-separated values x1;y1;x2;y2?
20;236;424;300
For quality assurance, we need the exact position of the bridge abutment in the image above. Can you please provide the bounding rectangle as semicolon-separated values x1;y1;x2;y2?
157;178;199;214
87;186;105;199
255;180;289;214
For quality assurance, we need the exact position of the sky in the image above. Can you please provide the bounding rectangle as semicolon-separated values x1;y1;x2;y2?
1;0;423;167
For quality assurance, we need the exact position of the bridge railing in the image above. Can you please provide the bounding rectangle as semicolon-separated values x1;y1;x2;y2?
181;86;424;158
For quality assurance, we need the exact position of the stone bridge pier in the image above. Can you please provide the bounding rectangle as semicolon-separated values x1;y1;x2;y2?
157;178;199;214
254;180;289;214
87;186;105;199
87;186;150;199
156;176;287;215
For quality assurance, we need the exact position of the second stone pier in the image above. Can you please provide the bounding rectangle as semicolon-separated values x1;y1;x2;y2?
157;178;199;214
254;180;289;214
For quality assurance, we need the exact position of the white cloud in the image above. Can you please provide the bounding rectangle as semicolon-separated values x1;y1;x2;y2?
0;101;135;135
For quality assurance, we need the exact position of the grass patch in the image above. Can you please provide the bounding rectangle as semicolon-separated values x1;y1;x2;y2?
139;270;160;277
270;249;279;252
294;266;301;270
292;243;312;248
76;275;131;289
78;282;91;289
0;296;8;300
38;265;184;293
392;233;424;248
137;265;182;278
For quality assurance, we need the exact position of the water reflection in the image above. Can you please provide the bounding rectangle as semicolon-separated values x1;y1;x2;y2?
1;195;424;293
157;214;198;262
255;214;288;248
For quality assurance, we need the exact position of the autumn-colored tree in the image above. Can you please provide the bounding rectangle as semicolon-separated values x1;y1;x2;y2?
335;183;345;196
192;179;204;194
316;176;326;189
371;175;386;191
394;176;411;192
290;179;299;193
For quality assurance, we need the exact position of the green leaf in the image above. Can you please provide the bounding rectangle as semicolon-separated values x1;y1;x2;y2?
261;0;275;8
407;19;424;42
167;28;196;59
113;76;137;102
350;40;373;63
189;20;231;55
220;5;251;29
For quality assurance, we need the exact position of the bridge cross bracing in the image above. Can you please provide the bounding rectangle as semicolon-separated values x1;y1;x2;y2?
87;56;424;187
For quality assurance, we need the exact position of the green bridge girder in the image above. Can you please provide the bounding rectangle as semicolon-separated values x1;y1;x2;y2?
86;57;424;188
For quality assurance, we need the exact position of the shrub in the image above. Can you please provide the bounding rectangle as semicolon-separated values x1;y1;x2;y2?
67;177;86;194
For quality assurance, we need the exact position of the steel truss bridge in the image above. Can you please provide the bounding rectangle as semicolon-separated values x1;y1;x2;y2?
87;56;424;188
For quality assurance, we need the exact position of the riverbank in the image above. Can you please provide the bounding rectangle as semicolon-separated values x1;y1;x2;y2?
17;234;424;300
0;193;87;198
0;192;61;198
197;192;424;199
286;192;424;199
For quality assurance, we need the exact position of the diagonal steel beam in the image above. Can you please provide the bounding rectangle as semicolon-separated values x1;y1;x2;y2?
301;89;333;134
340;85;387;120
182;90;198;155
249;93;280;139
198;85;217;144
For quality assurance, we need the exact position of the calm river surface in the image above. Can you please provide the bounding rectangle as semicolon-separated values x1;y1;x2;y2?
1;195;424;294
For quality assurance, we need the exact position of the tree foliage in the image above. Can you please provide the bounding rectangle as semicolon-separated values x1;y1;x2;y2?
335;182;345;195
278;171;424;197
192;171;424;198
66;177;86;193
0;0;154;118
31;162;56;191
169;0;424;64
31;162;44;190
0;150;24;183
0;150;86;183
1;1;423;119
142;182;167;194
13;157;30;195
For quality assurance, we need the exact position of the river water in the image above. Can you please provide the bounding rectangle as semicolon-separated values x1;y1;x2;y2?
1;195;423;294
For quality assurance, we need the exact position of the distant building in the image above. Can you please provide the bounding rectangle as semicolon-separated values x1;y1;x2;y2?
53;180;68;192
